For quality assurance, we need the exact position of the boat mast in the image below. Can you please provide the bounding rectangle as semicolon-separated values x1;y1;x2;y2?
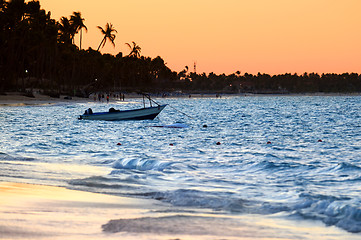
141;93;157;108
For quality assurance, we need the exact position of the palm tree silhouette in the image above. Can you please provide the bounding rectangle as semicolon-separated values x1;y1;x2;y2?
70;11;87;49
97;23;117;51
125;41;141;58
58;16;75;45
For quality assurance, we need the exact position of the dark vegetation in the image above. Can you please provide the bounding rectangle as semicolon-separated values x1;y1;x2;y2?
1;0;360;97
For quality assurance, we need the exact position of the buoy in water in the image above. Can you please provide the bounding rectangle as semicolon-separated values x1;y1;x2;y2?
318;139;322;142
216;142;221;145
117;143;122;146
267;141;272;144
203;124;208;128
169;143;174;146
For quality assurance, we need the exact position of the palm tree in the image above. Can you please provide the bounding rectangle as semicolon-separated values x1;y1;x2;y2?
70;11;87;49
58;16;74;45
97;23;117;51
125;41;141;58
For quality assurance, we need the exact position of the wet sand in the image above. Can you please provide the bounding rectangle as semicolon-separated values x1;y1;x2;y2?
0;182;166;239
0;182;358;240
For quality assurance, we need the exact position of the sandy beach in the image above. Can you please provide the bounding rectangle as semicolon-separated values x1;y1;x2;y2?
0;182;167;240
0;92;210;107
0;91;127;107
0;92;86;107
1;182;357;240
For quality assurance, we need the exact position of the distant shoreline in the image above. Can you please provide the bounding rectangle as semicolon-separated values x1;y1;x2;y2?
0;91;360;107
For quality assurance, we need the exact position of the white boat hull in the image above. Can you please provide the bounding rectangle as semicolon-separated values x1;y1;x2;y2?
79;105;167;121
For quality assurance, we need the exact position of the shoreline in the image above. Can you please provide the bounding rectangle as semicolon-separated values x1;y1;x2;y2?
0;181;167;240
0;91;360;107
0;92;89;107
0;181;358;239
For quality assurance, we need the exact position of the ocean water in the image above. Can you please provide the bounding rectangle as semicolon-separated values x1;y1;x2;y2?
0;95;360;237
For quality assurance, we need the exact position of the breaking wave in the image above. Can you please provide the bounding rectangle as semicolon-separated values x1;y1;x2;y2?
112;158;176;171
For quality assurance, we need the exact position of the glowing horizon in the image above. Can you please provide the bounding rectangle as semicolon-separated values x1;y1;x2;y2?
40;0;361;75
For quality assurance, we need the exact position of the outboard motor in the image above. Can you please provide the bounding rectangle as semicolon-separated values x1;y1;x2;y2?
84;108;93;115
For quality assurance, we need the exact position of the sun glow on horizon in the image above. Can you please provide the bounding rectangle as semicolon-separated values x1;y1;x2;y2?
40;0;361;75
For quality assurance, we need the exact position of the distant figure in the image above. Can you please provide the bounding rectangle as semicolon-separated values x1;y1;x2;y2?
102;94;105;102
122;93;125;101
106;94;109;103
98;93;101;102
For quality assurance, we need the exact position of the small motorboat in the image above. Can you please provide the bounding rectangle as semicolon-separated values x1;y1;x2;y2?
79;93;167;121
79;105;167;121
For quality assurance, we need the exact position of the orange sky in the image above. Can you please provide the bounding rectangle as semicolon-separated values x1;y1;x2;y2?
40;0;361;75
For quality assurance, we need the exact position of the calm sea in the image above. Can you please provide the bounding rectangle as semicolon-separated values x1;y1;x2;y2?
0;95;360;237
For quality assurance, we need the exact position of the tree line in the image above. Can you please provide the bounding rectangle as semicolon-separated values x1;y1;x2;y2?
182;71;361;94
0;0;178;96
1;0;360;97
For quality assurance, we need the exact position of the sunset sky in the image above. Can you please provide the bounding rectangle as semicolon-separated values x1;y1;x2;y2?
40;0;361;75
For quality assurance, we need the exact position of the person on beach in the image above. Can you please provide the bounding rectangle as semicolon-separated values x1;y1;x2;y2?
106;94;109;103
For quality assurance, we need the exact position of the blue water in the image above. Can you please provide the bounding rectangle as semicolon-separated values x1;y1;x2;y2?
0;95;360;235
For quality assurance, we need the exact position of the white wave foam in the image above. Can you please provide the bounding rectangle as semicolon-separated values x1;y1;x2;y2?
294;199;361;233
148;189;361;233
113;158;174;171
